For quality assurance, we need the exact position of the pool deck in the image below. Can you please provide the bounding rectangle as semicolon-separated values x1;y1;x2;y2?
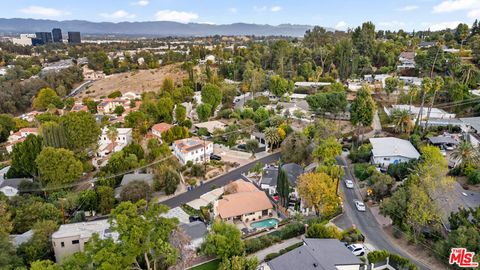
235;213;280;230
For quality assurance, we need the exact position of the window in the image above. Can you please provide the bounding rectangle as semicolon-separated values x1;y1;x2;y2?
72;240;80;245
61;242;65;247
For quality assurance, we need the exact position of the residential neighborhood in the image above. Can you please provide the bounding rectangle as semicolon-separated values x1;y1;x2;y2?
0;2;479;269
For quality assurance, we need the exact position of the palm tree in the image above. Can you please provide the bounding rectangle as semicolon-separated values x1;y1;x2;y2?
451;141;480;169
391;109;413;134
264;127;281;152
107;126;118;153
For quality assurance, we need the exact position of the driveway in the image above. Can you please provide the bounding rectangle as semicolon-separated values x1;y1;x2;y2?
162;152;281;208
335;155;432;270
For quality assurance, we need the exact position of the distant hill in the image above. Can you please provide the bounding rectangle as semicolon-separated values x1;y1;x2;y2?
0;18;332;37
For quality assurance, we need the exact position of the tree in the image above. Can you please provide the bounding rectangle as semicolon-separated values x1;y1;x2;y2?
280;132;309;164
7;134;43;178
276;168;290;208
32;88;63;110
161;77;175;96
219;256;258;270
269;75;291;97
350;85;375;142
0;201;23;269
384;77;399;96
17;220;59;266
175;104;187;123
305;223;341;239
120;180;153;202
125;111;151;134
106;126;118;151
0;114;15;143
13;198;61;234
264;127;281;152
96;186;115;215
60;111;101;153
390;109;413;134
157;97;174;123
113;105;125;116
451;141;480;171
455;23;469;48
245;139;259;159
104;151;139;175
313;136;341;165
36;147;83;187
254;107;269;123
297;172;340;217
164;169;180;195
196;103;212;122
41;121;68;148
201;83;222;113
202;221;244;259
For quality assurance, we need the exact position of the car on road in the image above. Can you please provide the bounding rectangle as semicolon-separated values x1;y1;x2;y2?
344;179;354;189
354;200;366;212
347;244;366;256
210;154;222;161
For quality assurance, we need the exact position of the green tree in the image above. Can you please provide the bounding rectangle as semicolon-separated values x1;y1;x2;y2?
160;77;175;96
60;111;101;153
0;114;15;143
219;256;258;270
0;201;23;269
451;141;480;171
196;103;212;122
96;186;115;215
164;169;180;195
7;134;43;178
390;109;413;134
280;131;309;164
264;127;281;152
202;221;244;259
201;83;222;113
175;104;187;123
113;105;125;116
313;136;341;165
455;23;469;48
350;85;376;141
305;223;341;239
36;147;83;187
245;139;259;159
269;75;291;97
384;77;399;96
40;121;68;148
125;111;151;134
120;180;153;202
276;168;290;208
32;88;63;110
13;197;61;233
17;220;59;266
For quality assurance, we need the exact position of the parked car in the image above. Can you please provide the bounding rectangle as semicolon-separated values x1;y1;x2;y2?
445;145;455;151
344;179;354;189
354;200;366;212
189;215;203;222
347;244;366;256
210;154;222;161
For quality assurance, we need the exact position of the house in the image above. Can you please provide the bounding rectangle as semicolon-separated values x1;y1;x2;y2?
180;221;207;249
199;54;216;64
97;127;132;157
294;82;331;88
19;111;42;122
262;238;363;270
6;128;39;153
194;120;226;135
11;230;33;248
114;173;155;198
214;181;273;223
260;165;279;195
399;76;423;86
0;166;33;198
96;99;129;115
419;41;436;49
71;103;89;112
397;51;416;70
460;117;480;148
250;132;267;151
384;105;456;121
151;123;172;142
369;137;420;168
428;135;459;148
52;219;118;262
172;137;213;165
82;65;105;80
364;74;391;88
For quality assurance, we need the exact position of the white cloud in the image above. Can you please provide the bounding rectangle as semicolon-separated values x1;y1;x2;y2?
19;6;70;17
100;10;136;20
398;5;418;11
429;21;463;31
335;21;348;30
132;0;149;6
254;6;268;12
155;10;199;23
270;6;282;12
468;9;480;18
378;21;406;29
229;7;238;13
433;0;480;13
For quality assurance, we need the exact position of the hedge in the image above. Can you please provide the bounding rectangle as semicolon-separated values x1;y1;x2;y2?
367;250;418;270
367;250;389;263
245;222;305;254
264;242;304;261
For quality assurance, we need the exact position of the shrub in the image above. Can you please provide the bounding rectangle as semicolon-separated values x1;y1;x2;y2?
354;163;376;181
279;222;305;239
349;144;372;163
306;224;341;239
367;250;389;264
467;170;480;185
191;164;205;177
107;90;122;98
264;252;280;261
387;160;416;181
245;234;281;254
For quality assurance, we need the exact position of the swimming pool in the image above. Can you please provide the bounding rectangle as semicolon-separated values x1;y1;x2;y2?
250;218;279;229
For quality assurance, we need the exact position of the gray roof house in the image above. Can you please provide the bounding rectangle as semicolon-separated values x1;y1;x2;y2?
264;238;363;270
115;173;155;198
180;221;207;249
281;163;304;187
0;166;33;197
260;165;279;195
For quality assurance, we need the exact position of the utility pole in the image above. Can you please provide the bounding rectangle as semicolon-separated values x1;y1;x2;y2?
60;198;66;224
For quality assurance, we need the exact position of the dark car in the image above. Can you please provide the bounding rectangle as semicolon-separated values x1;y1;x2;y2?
210;154;222;161
189;215;203;222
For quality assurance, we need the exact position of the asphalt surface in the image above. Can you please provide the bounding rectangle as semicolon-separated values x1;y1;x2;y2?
162;152;281;208
335;155;431;270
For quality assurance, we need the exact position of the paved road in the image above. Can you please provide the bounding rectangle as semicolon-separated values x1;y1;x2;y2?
162;152;281;208
68;80;93;97
335;155;431;270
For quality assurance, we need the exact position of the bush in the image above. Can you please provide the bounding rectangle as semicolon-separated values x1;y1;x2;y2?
264;252;280;261
467;170;480;185
107;90;122;98
354;163;376;181
341;227;365;244
306;224;341;239
387;160;416;181
245;234;281;254
191;164;206;177
349;144;372;163
279;222;305;239
367;250;389;264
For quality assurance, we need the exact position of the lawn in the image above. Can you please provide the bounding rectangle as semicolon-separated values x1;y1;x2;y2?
189;259;220;270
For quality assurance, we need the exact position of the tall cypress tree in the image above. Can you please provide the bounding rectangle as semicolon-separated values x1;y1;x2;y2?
276;169;290;208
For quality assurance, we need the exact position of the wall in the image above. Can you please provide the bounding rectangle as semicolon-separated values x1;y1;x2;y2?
372;155;412;168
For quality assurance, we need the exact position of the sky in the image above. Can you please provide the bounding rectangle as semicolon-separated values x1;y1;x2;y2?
1;0;478;31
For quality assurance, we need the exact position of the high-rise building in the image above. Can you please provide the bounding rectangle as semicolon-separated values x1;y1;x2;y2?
52;28;63;43
67;32;81;44
34;32;52;45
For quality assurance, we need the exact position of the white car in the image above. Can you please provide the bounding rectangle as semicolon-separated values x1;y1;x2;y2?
344;179;354;189
445;145;455;151
347;244;366;256
354;200;366;212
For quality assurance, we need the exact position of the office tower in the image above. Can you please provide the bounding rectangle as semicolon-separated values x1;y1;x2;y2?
34;32;53;44
67;32;81;44
52;28;63;43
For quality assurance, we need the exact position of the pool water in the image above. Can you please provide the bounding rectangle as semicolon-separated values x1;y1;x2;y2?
250;218;279;229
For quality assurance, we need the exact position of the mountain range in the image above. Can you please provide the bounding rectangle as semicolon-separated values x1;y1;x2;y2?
0;18;330;37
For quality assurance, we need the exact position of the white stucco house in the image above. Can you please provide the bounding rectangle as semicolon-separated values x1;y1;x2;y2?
369;137;420;168
97;127;132;157
172;137;213;165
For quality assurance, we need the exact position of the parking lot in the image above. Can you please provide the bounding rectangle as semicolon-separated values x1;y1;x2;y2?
213;144;252;166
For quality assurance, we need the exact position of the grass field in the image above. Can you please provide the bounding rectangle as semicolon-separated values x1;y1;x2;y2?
188;259;220;270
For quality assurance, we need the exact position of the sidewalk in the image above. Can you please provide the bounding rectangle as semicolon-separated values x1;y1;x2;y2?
248;236;303;262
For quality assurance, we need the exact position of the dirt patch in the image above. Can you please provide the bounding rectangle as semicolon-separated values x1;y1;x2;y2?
78;64;186;99
457;177;480;192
